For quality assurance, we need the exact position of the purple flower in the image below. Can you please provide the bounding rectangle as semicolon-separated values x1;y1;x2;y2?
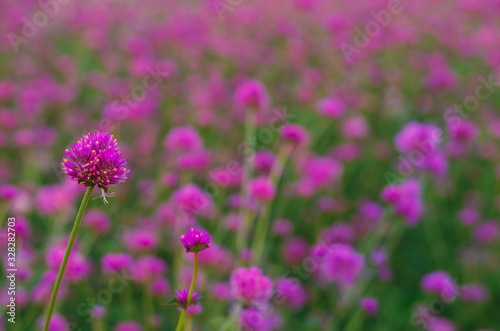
61;131;129;203
427;317;456;331
123;228;158;253
37;313;67;331
179;228;211;253
132;256;167;283
174;289;198;308
83;210;111;235
280;124;309;147
281;238;309;266
114;321;143;331
473;221;499;244
360;297;379;316
164;126;203;153
234;80;270;112
173;184;213;216
275;278;308;310
321;244;364;287
460;283;489;304
316;97;346;119
91;306;106;319
249;177;276;203
421;271;458;301
381;179;423;226
230;267;273;304
272;219;293;237
101;253;133;275
45;246;91;283
395;122;441;154
212;283;232;301
149;277;170;298
238;308;274;331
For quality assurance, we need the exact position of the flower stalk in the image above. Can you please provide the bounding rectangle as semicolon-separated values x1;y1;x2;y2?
175;252;199;331
236;110;257;251
43;185;95;331
251;143;294;265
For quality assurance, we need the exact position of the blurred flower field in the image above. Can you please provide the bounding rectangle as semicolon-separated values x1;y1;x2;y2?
1;0;500;330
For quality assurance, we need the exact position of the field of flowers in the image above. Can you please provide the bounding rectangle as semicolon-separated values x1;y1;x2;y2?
1;0;500;330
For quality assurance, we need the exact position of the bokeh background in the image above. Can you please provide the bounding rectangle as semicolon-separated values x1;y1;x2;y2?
1;0;500;330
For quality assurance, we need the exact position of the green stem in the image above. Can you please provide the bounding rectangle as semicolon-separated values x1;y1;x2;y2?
187;252;199;306
91;318;105;331
236;110;257;252
184;317;193;331
43;185;95;331
251;143;293;265
175;252;199;331
175;310;187;331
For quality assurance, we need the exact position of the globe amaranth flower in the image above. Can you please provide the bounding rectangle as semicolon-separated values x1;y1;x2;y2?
421;271;458;301
179;228;211;253
230;267;273;304
173;289;198;309
359;297;379;316
61;131;129;203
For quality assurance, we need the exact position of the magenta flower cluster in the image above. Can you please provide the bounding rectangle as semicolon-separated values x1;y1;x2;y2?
62;131;129;191
179;228;212;253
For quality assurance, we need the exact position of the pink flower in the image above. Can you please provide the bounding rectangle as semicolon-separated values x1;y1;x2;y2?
149;278;170;298
460;284;489;304
83;210;111;235
164;126;203;152
212;283;232;301
238;307;275;331
132;256;167;283
473;221;499;244
342;117;369;139
45;247;91;282
174;289;198;308
395;122;441;154
101;253;133;275
114;321;143;331
281;238;309;266
275;278;308;310
234;80;270;112
179;228;212;253
321;244;364;287
360;297;379;316
230;267;273;304
316;97;346;118
280;124;309;147
61;132;129;202
123;228;158;253
173;184;213;216
421;271;457;301
249;177;276;203
272;219;293;237
381;179;423;226
37;313;67;331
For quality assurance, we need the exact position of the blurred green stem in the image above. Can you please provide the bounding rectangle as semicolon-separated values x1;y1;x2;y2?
91;318;105;331
251;143;293;265
184;317;192;331
43;185;95;331
236;110;257;252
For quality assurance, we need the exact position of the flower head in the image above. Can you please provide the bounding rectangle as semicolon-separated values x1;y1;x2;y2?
280;124;309;147
421;271;457;300
179;228;211;253
61;131;129;203
360;297;379;316
230;267;273;304
234;80;270;112
320;244;364;287
174;289;198;308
